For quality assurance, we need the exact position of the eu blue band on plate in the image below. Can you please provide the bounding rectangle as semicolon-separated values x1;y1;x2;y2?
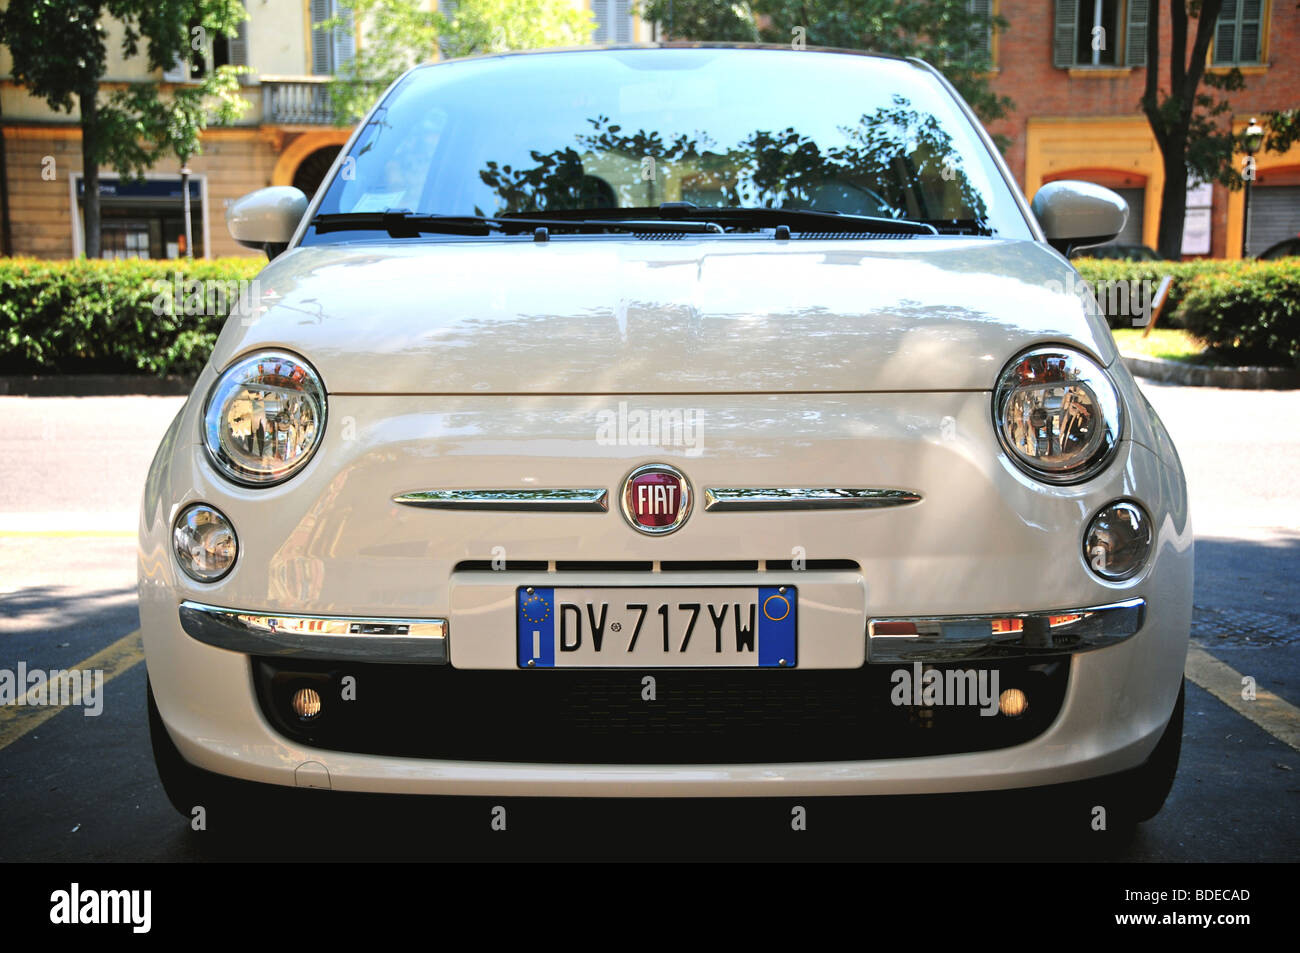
517;587;556;668
758;586;797;667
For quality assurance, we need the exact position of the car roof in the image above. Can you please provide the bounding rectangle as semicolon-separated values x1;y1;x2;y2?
409;42;919;73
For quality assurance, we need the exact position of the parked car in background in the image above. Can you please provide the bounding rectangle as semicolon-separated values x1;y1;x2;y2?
1257;235;1300;260
1070;242;1167;262
142;45;1192;829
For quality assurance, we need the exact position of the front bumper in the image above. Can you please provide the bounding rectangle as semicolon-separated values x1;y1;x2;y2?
140;389;1192;796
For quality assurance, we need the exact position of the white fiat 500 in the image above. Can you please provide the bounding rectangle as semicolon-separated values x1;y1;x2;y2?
142;45;1192;825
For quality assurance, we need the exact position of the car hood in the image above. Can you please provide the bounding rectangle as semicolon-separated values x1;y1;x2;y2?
213;237;1117;394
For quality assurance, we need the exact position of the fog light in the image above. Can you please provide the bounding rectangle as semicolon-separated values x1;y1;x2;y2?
291;688;322;721
1084;500;1152;581
999;688;1029;717
172;504;238;582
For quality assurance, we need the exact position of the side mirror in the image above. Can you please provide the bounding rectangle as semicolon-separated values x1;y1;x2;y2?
227;186;308;260
1031;180;1128;256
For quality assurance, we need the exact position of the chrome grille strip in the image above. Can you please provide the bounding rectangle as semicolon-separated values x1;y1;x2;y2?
179;601;448;664
867;598;1146;663
393;488;609;512
703;487;922;512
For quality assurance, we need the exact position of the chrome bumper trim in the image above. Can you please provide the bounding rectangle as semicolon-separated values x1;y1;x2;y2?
867;598;1145;663
178;601;449;664
392;488;609;512
703;487;922;511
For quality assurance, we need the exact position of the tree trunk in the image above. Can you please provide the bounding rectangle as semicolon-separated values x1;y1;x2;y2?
1156;141;1188;260
79;84;100;259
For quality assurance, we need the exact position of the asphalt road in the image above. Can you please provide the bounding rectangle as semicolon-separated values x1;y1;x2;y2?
0;382;1296;861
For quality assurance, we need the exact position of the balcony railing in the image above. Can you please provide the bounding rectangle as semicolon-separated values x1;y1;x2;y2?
261;77;336;125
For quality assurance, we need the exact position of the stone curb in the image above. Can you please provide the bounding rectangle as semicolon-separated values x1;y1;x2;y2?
0;375;196;396
1122;355;1300;390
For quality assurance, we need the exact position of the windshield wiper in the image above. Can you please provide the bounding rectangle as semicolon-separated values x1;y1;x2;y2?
505;204;938;235
917;218;995;236
310;210;722;238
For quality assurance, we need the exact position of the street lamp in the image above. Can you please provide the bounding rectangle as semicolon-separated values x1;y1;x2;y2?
1241;117;1265;258
180;164;194;259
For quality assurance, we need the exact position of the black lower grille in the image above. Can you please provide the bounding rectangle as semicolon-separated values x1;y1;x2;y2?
253;658;1069;764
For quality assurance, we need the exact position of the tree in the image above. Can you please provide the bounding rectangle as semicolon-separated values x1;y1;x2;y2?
1140;0;1235;258
323;0;595;126
638;0;760;41
0;0;249;258
1139;3;1300;258
637;0;1011;124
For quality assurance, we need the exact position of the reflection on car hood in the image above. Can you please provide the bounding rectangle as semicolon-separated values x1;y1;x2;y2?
212;237;1117;394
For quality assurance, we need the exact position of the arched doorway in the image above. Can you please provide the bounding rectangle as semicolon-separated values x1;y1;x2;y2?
292;146;342;199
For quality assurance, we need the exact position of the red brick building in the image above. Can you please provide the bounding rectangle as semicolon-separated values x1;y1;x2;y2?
985;0;1300;258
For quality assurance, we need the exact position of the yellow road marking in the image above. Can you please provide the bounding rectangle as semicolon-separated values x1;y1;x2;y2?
0;629;144;751
1186;641;1300;752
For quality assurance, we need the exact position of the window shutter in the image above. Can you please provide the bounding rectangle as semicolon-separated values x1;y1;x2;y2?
332;6;356;73
1125;0;1148;67
592;0;611;43
229;2;250;71
311;0;332;74
1053;0;1078;68
968;0;993;63
1240;0;1263;63
614;0;633;43
1213;0;1238;64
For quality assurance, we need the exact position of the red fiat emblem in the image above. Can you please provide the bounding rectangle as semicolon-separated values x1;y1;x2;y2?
621;464;692;535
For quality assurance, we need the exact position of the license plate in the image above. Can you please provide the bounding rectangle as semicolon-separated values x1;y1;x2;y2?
516;586;797;668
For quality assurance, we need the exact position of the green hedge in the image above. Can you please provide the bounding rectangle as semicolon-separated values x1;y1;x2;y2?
1072;258;1229;328
1179;260;1300;367
1;254;1297;375
0;257;262;377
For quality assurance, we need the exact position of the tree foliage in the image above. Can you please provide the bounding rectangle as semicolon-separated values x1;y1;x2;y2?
476;100;988;230
0;0;251;256
637;0;1011;124
324;0;596;125
1138;2;1294;257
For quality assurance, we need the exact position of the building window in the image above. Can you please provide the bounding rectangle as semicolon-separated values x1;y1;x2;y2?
163;3;250;82
592;0;635;44
1053;0;1149;69
1080;0;1120;66
101;222;152;260
1213;0;1264;66
311;0;356;75
967;0;994;64
74;175;204;259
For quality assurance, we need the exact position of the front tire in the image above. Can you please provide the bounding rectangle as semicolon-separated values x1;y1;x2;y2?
1108;678;1185;825
147;675;245;825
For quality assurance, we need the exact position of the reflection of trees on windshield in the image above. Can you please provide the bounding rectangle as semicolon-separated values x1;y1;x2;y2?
478;116;715;212
474;96;990;230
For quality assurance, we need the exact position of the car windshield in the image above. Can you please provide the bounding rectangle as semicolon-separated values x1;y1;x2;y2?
307;47;1032;240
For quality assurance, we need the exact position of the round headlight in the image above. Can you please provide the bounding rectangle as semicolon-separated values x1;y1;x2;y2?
173;503;238;582
203;351;326;486
1084;500;1152;581
993;346;1121;484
